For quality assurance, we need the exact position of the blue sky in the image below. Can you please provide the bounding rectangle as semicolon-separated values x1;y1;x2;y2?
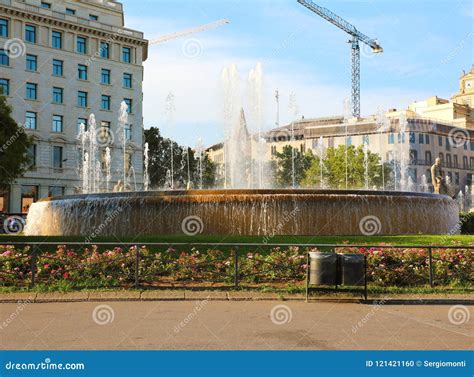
122;0;473;147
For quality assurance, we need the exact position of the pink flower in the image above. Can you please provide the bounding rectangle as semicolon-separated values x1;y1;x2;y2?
63;272;70;279
43;264;50;269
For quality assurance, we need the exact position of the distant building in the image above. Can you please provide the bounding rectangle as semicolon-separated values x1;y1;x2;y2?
0;0;148;213
208;66;474;193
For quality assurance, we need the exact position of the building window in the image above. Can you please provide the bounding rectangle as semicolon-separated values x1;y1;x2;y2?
48;186;64;197
425;151;432;165
77;118;87;133
52;115;63;132
53;59;63;76
470;142;474;151
78;64;88;80
123;73;132;89
438;135;443;146
409;149;418;164
27;144;37;168
409;131;415;144
100;42;109;59
455;172;459;185
52;31;62;49
0;18;8;37
471;157;474;169
418;133;424;144
463;156;468;169
0;49;10;66
445;137;450;151
453;155;458;168
123;98;132;113
397;132;405;143
66;8;76;15
425;134;430;144
122;47;131;63
53;146;63;169
78;91;88;107
25;24;36;43
125;124;132;140
0;78;9;96
77;36;87;54
101;69;110;85
89;14;99;21
25;111;37;129
21;185;38;213
439;153;444;165
464;142;468;150
0;49;8;66
52;87;63;104
26;83;37;100
101;95;111;111
41;2;51;8
26;54;37;71
388;133;394;144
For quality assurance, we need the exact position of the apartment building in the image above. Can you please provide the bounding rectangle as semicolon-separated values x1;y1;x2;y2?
0;0;148;213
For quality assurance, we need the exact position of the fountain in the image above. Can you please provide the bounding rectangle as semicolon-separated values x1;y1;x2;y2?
23;64;460;237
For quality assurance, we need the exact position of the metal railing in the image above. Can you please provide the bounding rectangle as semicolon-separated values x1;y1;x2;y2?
0;242;472;291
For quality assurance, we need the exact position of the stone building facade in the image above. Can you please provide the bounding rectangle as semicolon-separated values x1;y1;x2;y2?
0;0;148;213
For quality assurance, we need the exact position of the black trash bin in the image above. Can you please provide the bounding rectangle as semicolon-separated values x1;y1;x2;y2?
339;253;365;286
309;252;338;285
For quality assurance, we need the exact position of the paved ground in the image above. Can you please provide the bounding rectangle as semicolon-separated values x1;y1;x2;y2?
0;301;471;350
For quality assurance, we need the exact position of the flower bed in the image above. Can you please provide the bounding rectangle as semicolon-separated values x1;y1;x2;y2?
0;244;472;289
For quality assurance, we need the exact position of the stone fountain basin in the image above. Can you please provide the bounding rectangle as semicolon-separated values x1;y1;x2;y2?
24;189;459;236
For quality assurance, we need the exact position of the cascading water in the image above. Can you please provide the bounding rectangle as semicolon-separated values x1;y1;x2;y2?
105;147;111;192
143;142;150;191
221;64;249;188
397;113;410;191
363;143;369;189
118;100;129;191
248;62;267;189
196;138;204;189
165;92;176;189
289;93;299;188
318;136;325;188
375;108;390;190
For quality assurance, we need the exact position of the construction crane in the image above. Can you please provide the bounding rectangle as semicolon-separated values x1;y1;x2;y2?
297;0;383;118
149;19;230;45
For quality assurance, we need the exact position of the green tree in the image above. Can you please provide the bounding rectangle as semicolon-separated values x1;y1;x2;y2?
0;93;31;189
144;127;216;189
304;145;390;189
271;145;314;188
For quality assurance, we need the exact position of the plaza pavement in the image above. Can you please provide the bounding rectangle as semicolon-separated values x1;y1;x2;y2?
0;299;472;350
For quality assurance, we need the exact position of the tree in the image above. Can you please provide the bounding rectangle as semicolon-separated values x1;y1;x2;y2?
144;127;216;189
303;145;391;189
0;93;31;189
271;145;314;188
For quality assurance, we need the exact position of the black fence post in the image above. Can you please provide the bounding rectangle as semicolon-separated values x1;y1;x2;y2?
428;247;434;288
234;247;239;288
305;251;309;303
30;246;37;288
364;254;368;301
135;246;140;289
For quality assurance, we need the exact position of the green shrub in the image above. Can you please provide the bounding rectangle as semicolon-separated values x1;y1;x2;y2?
460;212;474;234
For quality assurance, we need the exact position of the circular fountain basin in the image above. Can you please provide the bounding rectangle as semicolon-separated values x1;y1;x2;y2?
24;189;459;236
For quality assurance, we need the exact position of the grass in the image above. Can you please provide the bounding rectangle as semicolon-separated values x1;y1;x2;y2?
1;234;473;246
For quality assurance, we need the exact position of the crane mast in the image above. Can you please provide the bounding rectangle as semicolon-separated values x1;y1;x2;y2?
297;0;383;118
